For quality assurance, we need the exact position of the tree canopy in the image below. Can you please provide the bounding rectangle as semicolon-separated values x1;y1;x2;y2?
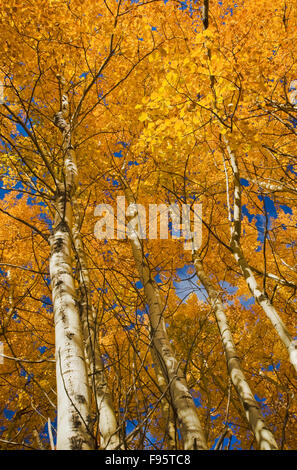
0;0;296;451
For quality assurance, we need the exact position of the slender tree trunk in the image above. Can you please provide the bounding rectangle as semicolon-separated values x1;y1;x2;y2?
72;207;120;449
225;138;297;373
151;348;177;449
50;93;93;449
50;194;93;449
124;187;207;450
192;252;278;450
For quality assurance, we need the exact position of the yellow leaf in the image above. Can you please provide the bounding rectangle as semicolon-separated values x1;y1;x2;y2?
139;112;150;122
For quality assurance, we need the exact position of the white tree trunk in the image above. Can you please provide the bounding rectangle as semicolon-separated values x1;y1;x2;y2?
225;137;297;374
72;208;120;449
193;252;278;450
50;195;93;449
50;92;93;449
124;187;207;450
150;348;177;449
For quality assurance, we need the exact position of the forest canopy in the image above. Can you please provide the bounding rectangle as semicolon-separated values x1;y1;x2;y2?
0;0;296;451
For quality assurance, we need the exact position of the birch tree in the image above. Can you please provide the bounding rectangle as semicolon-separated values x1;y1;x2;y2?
1;0;297;451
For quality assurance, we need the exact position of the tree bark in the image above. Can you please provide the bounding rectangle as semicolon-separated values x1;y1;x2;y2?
150;348;177;449
50;193;93;449
124;187;208;450
72;207;120;449
193;252;278;450
50;93;94;449
225;137;297;374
